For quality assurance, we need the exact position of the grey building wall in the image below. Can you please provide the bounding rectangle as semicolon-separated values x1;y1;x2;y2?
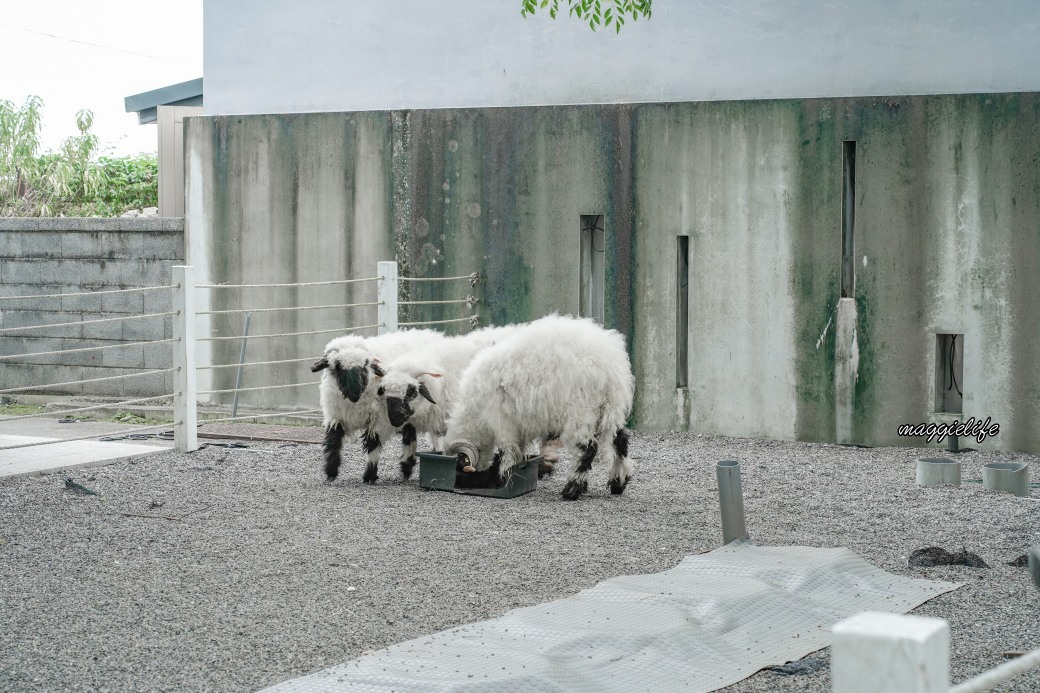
204;0;1040;116
184;92;1040;454
0;218;184;398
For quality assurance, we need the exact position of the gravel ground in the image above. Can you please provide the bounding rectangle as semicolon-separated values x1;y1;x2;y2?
1;430;1038;692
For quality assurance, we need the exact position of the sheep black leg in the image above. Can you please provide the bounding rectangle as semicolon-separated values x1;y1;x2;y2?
399;423;417;480
323;424;345;481
361;430;381;484
608;428;632;495
561;441;596;500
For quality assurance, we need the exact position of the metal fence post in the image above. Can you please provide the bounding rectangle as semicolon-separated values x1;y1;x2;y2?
832;612;949;693
377;260;398;334
172;265;198;452
716;460;748;545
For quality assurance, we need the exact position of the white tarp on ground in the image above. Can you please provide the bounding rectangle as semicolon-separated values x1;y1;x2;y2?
264;542;962;693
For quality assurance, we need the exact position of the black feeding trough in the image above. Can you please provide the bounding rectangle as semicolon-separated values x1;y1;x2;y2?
417;452;541;498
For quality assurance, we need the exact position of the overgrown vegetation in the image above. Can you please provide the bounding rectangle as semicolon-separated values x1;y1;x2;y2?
0;402;46;416
108;410;171;426
521;0;652;33
0;95;157;217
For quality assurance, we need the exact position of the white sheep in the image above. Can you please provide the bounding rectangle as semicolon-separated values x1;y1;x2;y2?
442;313;635;500
372;324;522;475
311;328;445;483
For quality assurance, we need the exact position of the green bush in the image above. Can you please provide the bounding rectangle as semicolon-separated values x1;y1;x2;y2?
0;96;158;218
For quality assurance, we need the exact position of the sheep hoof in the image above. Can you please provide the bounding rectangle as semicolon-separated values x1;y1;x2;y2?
400;457;416;480
537;460;555;479
561;479;587;500
608;477;629;495
362;465;379;484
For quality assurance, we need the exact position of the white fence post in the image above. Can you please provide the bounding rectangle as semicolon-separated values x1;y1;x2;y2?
172;265;198;452
832;612;949;693
377;260;398;334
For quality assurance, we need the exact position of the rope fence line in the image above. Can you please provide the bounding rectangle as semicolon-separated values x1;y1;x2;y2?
198;302;380;316
0;368;175;396
399;315;480;328
0;395;173;422
0;285;175;302
0;311;176;335
0;338;177;362
199;409;322;426
1;261;482;454
399;297;479;307
0;422;177;452
198;357;318;371
950;647;1040;693
196;278;378;289
398;273;479;283
198;382;318;396
197;324;382;342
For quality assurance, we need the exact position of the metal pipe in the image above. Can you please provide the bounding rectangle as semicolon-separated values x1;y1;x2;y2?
231;312;252;419
716;460;748;545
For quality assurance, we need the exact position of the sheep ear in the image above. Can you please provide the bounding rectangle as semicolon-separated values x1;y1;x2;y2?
418;372;443;378
418;382;437;404
370;362;386;377
311;357;329;372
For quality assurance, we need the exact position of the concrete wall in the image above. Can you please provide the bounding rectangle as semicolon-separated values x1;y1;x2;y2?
204;0;1040;116
185;92;1040;453
0;218;184;398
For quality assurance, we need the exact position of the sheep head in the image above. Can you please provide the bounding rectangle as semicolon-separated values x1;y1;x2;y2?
376;370;440;428
311;348;385;403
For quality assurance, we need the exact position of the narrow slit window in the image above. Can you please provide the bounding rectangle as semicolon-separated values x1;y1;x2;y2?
841;140;856;298
579;215;605;324
935;334;964;414
676;235;689;388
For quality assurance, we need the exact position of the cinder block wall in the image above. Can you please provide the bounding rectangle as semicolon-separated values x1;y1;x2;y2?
0;218;185;398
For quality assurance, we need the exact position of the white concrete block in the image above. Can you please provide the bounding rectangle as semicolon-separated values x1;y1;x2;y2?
832;611;949;693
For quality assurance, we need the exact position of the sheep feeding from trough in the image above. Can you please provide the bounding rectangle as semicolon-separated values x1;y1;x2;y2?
373;324;522;479
443;314;635;500
311;328;445;483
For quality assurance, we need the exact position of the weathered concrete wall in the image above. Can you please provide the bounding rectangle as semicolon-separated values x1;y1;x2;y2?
185;92;1040;453
0;218;184;398
185;113;395;409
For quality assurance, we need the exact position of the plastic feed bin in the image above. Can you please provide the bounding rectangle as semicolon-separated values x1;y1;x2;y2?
417;452;540;498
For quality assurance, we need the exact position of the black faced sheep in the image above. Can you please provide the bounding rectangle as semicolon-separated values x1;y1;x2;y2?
442;314;635;500
311;328;445;483
372;324;521;477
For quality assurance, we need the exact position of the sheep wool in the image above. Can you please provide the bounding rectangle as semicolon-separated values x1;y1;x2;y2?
374;324;522;480
443;313;635;500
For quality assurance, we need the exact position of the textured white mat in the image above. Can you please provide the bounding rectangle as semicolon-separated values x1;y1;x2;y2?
263;542;962;693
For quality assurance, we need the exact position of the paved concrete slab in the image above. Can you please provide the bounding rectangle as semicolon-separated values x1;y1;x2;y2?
0;415;170;479
0;435;166;478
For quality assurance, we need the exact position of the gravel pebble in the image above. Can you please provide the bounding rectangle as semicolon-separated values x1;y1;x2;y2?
1;432;1038;692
